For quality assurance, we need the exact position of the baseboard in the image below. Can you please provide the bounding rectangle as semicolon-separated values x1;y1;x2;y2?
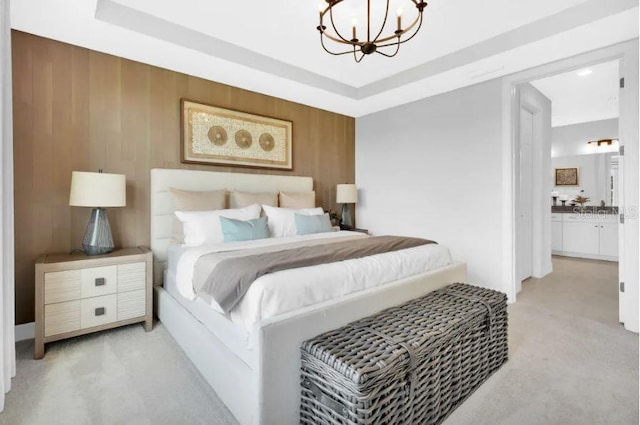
556;252;619;262
15;322;35;342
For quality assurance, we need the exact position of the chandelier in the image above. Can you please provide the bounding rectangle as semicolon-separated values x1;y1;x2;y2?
317;0;428;62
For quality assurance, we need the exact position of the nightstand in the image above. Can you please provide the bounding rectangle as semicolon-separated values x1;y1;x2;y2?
339;224;369;234
34;247;153;359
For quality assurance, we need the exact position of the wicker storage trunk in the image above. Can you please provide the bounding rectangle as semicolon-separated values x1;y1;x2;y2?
300;283;508;425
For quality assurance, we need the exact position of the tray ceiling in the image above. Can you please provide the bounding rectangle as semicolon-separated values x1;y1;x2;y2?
11;0;639;117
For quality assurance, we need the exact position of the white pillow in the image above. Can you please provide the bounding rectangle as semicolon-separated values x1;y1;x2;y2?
261;205;324;238
175;204;262;247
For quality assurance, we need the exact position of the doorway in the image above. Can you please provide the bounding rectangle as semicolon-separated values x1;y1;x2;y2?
519;59;621;321
503;40;639;332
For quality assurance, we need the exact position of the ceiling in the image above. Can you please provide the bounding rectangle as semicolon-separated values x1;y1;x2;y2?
531;60;620;127
10;0;639;117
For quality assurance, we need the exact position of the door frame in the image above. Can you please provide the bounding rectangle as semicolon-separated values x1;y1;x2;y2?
516;104;535;290
501;39;639;332
515;84;553;290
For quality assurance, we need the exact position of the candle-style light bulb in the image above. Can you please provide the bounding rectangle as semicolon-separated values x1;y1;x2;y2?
396;8;403;31
352;17;357;40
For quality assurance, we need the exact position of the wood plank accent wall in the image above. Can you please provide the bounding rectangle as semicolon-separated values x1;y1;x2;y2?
12;31;355;325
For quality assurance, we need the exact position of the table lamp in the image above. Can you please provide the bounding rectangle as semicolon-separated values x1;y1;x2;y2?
69;170;126;255
336;184;357;228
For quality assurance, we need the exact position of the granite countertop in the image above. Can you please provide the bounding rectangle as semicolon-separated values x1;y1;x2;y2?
551;206;618;214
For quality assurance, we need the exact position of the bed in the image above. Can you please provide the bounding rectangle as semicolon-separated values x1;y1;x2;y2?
150;168;467;425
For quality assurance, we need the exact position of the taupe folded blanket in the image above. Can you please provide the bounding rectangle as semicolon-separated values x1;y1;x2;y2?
199;235;436;314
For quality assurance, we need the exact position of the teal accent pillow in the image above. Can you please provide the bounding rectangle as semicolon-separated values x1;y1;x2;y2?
220;216;270;242
295;213;333;235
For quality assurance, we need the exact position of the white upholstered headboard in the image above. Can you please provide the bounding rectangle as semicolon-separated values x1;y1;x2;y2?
150;168;313;284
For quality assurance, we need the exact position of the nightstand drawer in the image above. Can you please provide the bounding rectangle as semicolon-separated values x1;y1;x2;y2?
117;289;146;321
80;266;117;298
81;294;117;329
44;300;81;337
44;270;81;304
117;262;146;293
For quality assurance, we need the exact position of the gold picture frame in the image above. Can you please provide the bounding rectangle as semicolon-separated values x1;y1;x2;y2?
555;167;579;186
181;99;293;170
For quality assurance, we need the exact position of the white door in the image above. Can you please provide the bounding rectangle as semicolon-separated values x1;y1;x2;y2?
517;108;534;285
618;153;625;323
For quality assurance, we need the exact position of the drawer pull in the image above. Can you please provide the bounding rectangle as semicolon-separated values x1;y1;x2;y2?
95;307;105;316
95;278;105;287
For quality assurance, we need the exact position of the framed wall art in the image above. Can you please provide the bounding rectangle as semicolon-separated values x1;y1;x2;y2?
555;167;579;186
181;99;293;170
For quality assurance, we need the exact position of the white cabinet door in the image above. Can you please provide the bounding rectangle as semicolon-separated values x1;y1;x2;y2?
563;221;599;255
599;222;619;257
551;220;562;252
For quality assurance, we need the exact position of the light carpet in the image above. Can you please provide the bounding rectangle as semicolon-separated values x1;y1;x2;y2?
1;256;637;424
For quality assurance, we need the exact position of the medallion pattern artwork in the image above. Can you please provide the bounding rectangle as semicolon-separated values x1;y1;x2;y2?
182;99;293;170
207;126;228;146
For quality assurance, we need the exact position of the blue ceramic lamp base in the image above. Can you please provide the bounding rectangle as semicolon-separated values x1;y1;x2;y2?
82;207;115;256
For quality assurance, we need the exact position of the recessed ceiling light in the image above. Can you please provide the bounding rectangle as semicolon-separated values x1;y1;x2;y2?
577;69;592;77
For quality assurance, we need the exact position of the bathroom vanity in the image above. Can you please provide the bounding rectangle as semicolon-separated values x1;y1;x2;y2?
551;207;618;261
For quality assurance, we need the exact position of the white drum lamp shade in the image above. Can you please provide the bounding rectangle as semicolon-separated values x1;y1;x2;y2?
336;184;358;204
69;171;126;256
70;171;126;207
336;184;357;228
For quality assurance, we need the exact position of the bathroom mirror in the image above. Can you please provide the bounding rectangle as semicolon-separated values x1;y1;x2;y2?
552;152;619;206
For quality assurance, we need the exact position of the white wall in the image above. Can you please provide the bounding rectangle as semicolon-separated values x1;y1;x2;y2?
356;79;505;293
551;118;618;157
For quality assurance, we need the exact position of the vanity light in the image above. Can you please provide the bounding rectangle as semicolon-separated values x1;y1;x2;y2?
587;139;617;147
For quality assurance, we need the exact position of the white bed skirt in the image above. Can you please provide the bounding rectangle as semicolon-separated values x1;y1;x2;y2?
156;261;467;425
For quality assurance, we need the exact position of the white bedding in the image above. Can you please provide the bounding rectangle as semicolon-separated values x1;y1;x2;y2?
167;231;453;330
